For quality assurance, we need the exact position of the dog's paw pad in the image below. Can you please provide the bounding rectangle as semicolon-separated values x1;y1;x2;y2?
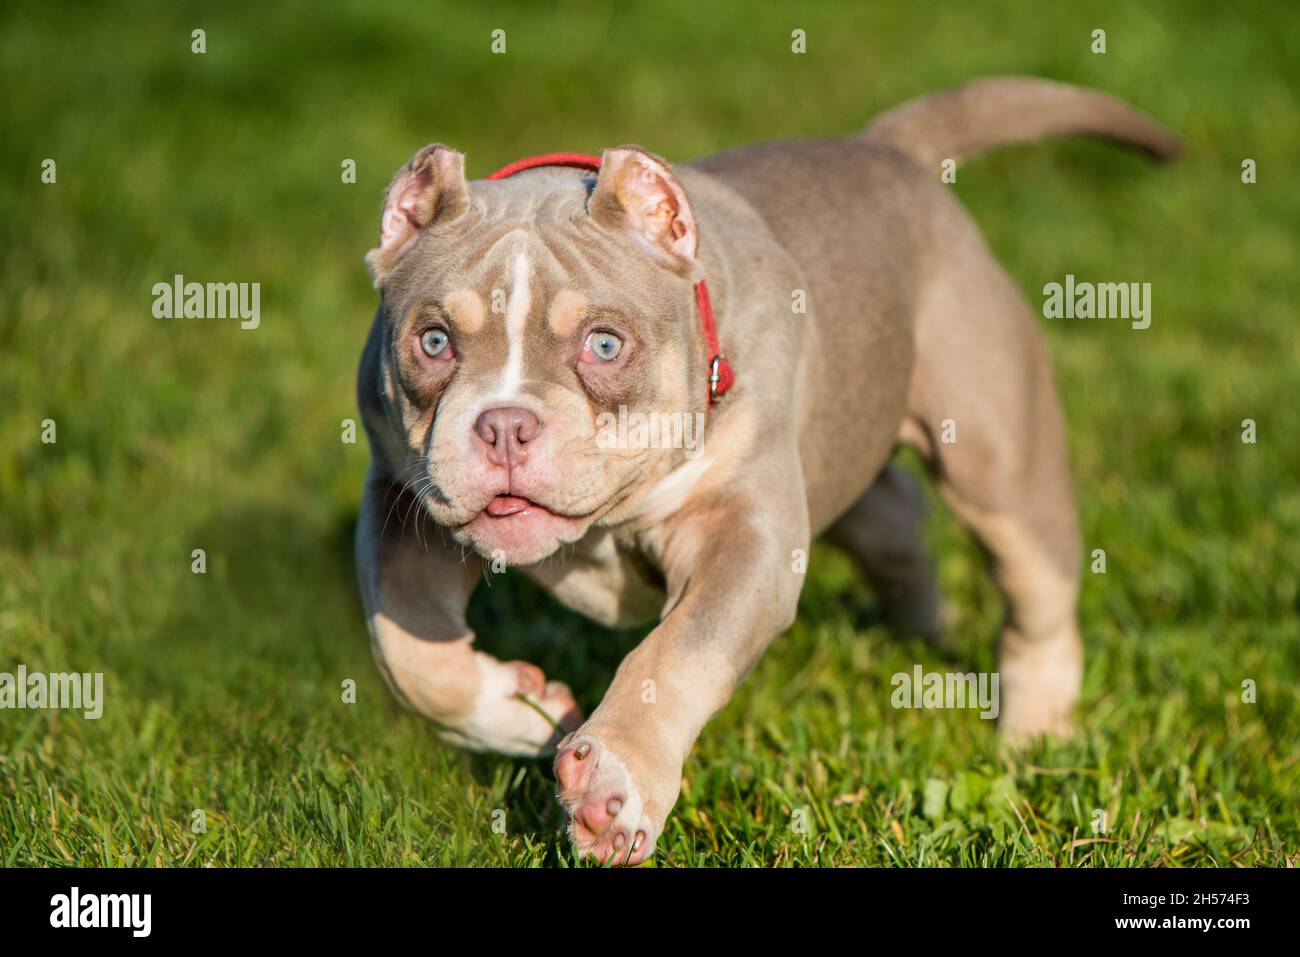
555;736;657;866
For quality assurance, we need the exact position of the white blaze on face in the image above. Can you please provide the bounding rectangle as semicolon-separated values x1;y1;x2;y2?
499;251;532;396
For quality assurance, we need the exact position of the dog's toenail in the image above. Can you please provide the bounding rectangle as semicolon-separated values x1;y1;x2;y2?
614;832;625;849
633;832;644;850
607;799;622;815
575;743;590;759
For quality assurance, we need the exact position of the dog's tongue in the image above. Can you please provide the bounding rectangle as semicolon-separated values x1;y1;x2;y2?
487;495;532;517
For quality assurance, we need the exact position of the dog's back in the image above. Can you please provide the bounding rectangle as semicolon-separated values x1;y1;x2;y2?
686;76;1181;532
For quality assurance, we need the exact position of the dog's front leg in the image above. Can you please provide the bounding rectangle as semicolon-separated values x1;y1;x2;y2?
554;473;809;864
357;468;582;756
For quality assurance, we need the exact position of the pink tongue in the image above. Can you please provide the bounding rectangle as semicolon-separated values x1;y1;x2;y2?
487;495;531;517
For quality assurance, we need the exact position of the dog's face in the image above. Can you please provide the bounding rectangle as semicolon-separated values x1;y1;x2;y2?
366;145;708;565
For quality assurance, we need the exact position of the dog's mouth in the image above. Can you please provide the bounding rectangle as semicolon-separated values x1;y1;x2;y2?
484;494;549;518
462;493;593;565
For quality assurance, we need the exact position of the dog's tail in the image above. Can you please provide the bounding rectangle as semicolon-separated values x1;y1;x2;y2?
860;76;1182;167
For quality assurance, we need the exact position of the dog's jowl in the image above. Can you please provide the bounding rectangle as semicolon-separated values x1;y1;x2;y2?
353;77;1180;864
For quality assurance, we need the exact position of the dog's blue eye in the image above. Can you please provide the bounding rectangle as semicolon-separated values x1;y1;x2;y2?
586;331;623;361
420;328;449;358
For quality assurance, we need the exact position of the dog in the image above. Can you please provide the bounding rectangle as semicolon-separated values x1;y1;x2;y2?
354;77;1180;865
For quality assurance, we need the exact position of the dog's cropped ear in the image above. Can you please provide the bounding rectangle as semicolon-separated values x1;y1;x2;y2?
366;144;469;287
590;146;698;264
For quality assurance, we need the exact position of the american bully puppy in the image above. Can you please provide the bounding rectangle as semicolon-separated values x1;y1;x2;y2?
354;77;1180;864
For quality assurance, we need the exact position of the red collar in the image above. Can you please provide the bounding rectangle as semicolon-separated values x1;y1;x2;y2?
487;153;735;405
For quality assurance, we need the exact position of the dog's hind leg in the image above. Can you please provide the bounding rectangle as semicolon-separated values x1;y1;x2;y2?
826;462;941;641
907;242;1083;740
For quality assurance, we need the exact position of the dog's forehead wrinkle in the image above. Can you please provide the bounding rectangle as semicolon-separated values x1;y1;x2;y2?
539;224;592;280
429;188;663;318
458;226;564;293
484;225;537;258
471;172;591;230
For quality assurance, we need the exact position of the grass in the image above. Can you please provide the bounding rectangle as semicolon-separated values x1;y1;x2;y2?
1;0;1297;867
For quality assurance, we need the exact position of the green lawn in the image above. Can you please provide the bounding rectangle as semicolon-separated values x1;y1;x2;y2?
1;0;1296;866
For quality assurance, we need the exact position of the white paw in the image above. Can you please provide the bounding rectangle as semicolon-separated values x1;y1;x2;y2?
448;656;582;757
554;734;660;865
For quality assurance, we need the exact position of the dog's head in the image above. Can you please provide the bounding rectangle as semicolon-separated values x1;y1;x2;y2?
365;144;710;565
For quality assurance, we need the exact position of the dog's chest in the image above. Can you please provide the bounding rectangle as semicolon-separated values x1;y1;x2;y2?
522;529;666;629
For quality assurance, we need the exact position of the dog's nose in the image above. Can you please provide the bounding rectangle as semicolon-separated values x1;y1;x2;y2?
473;406;540;467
